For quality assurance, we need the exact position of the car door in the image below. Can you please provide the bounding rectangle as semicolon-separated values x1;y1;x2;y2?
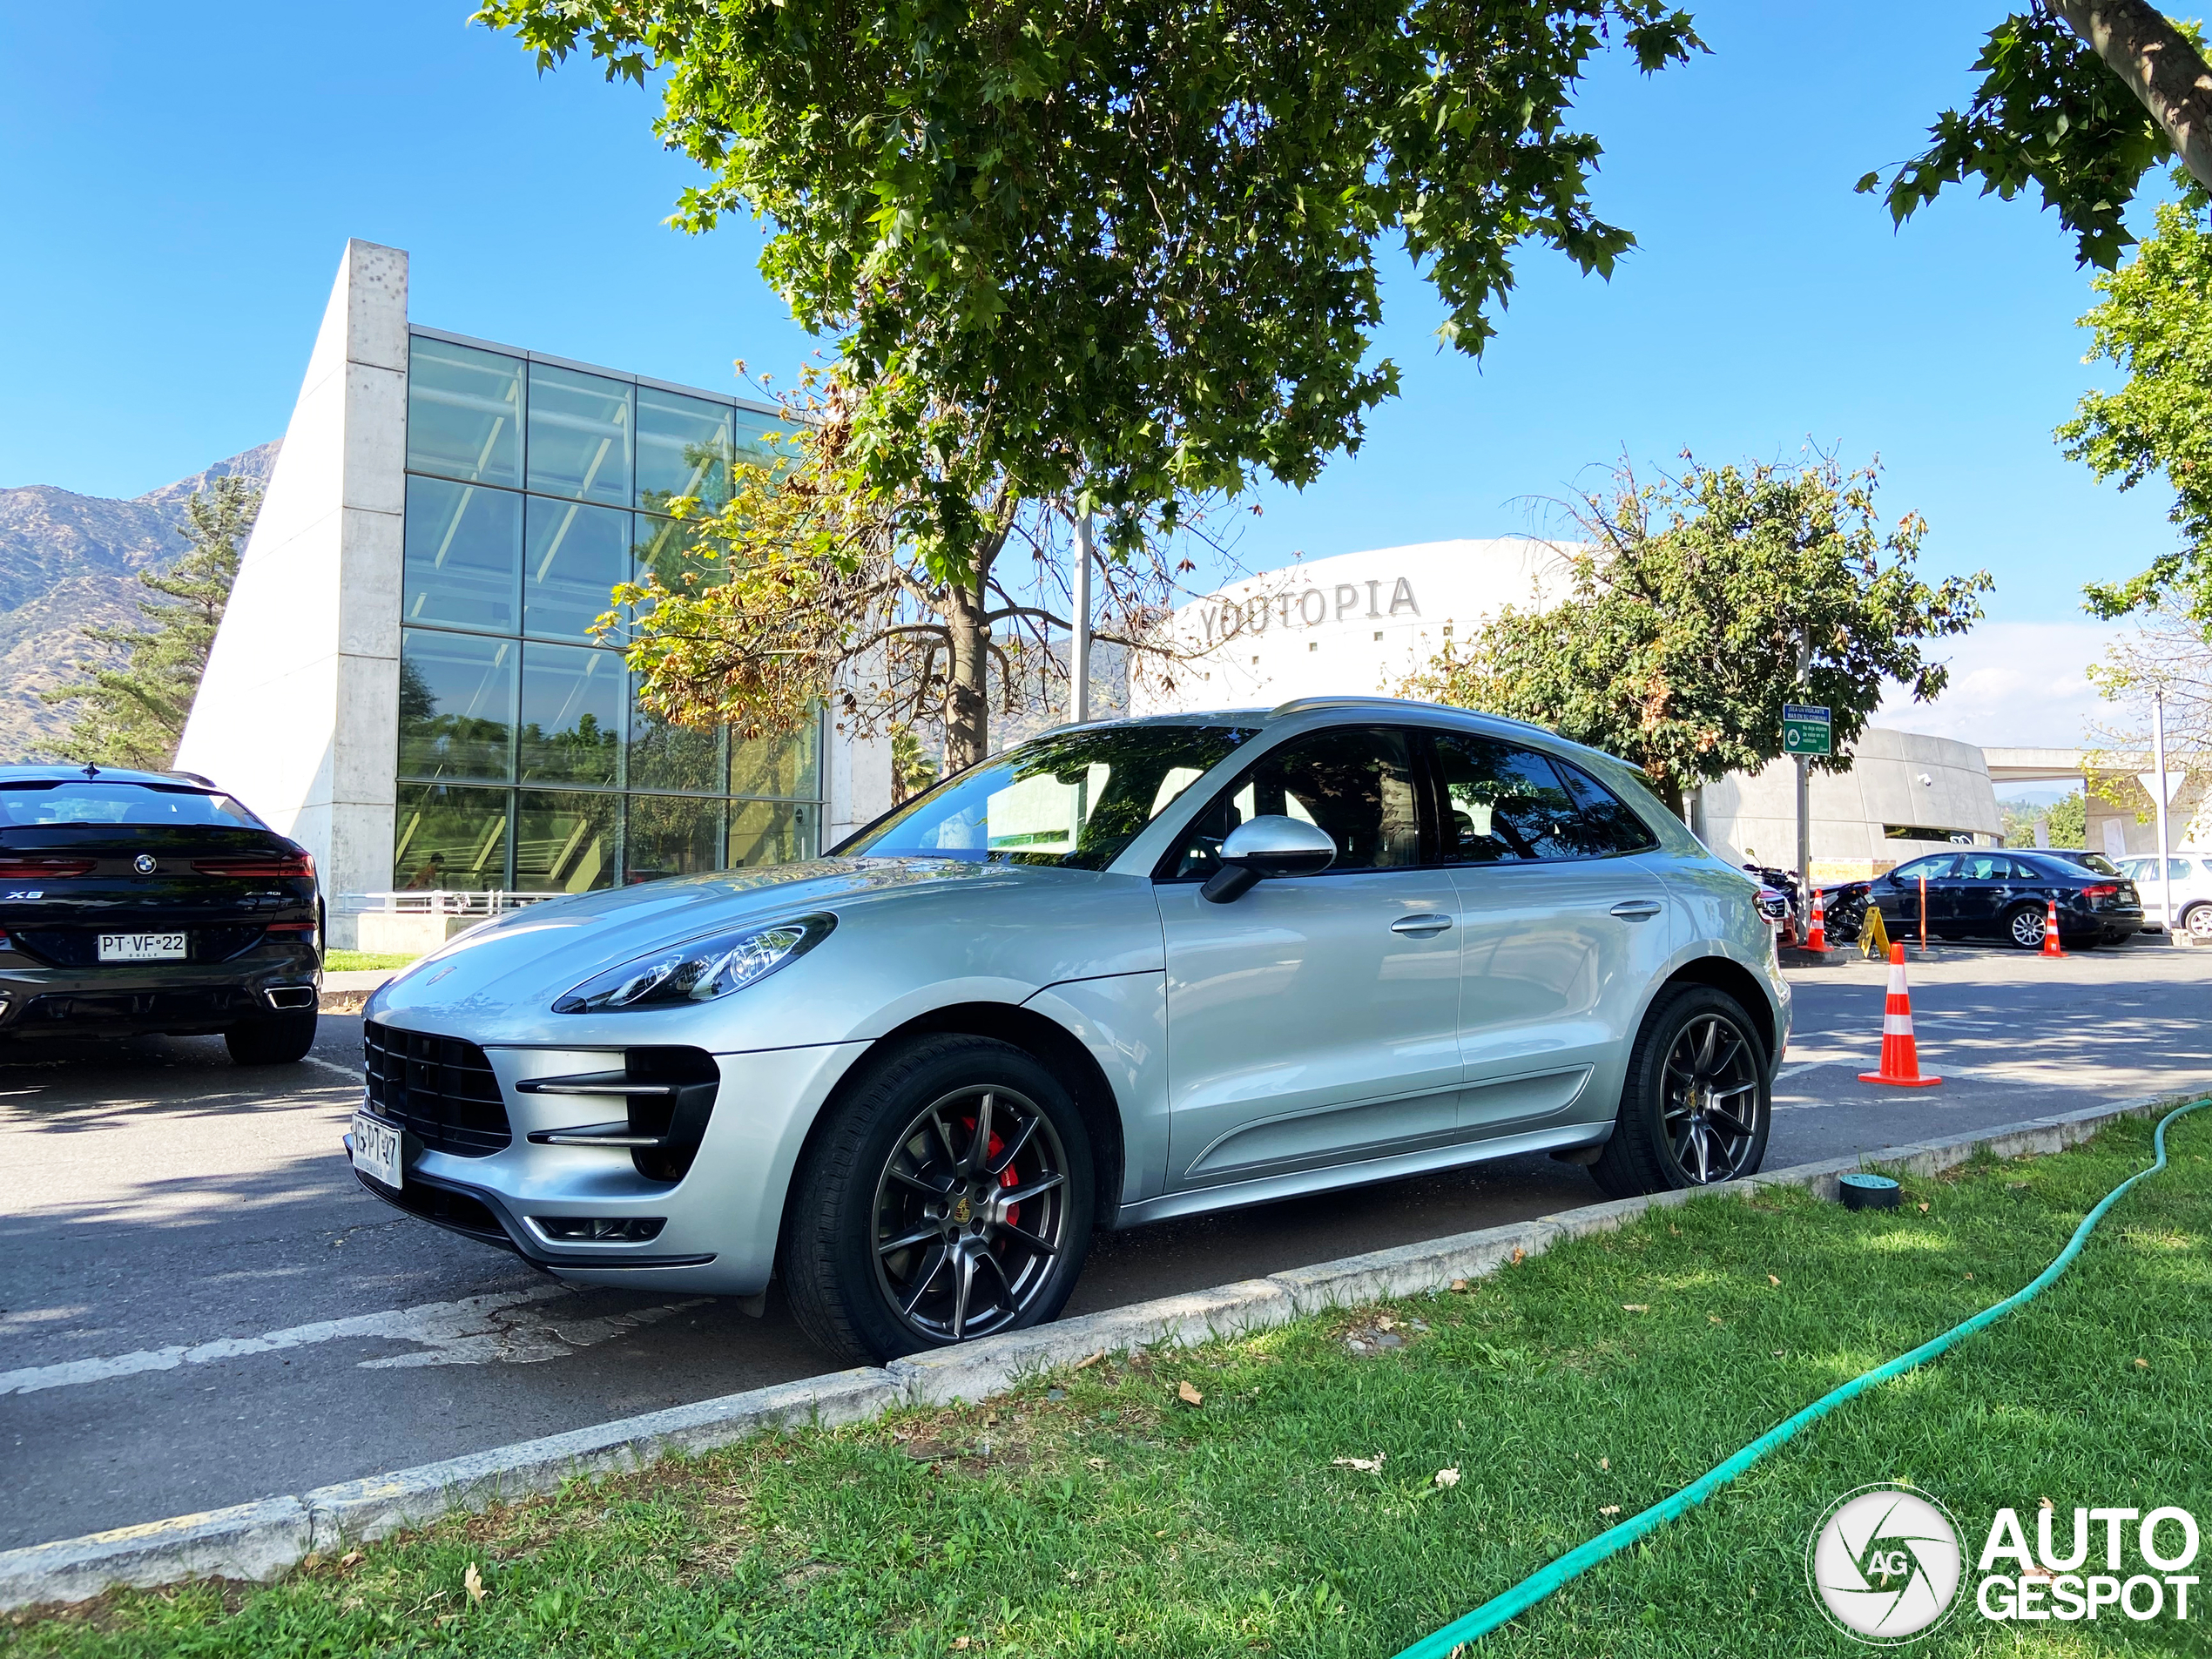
1875;853;1957;938
1154;725;1464;1190
1951;851;2024;937
1433;732;1676;1131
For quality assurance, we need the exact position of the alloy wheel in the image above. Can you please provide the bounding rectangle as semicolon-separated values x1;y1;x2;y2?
2187;905;2212;941
1660;1013;1763;1184
871;1083;1070;1343
2008;906;2047;949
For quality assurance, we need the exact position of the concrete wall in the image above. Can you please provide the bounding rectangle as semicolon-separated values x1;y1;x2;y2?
176;240;408;948
1696;727;2004;880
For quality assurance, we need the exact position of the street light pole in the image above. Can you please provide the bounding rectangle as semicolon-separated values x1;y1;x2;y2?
2155;685;2175;944
1072;512;1095;724
1795;632;1811;914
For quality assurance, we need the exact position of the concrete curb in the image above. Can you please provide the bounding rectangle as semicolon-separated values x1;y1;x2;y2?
3;1089;2189;1612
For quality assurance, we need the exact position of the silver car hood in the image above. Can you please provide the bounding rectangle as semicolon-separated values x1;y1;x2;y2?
364;855;1163;1045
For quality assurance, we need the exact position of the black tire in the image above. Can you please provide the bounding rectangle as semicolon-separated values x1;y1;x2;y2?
782;1035;1096;1366
1588;985;1771;1199
2003;903;2048;951
226;1011;318;1065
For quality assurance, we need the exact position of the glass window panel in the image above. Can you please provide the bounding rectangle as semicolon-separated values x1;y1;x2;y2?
403;477;521;633
514;789;617;894
637;387;738;514
518;642;624;786
732;719;820;801
406;339;523;486
1554;760;1659;855
392;783;510;891
728;797;814;869
526;363;631;505
625;794;725;883
1435;735;1588;863
629;689;724;794
1204;726;1420;872
631;511;726;594
524;497;631;643
398;630;516;783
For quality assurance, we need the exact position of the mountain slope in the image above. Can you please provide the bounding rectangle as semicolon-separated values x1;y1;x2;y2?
0;442;280;760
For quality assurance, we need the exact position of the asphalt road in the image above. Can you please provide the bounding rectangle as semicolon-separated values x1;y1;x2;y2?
5;939;2210;1550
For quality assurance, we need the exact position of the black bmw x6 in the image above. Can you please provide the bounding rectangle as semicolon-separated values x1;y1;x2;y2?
0;765;321;1062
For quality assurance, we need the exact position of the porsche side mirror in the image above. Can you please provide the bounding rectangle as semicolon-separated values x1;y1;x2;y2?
1201;814;1338;903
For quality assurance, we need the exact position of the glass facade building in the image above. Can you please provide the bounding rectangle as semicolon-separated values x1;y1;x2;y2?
395;330;821;894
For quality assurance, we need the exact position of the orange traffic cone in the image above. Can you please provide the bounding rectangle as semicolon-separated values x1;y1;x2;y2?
1806;889;1828;952
2040;897;2066;959
1859;943;1941;1088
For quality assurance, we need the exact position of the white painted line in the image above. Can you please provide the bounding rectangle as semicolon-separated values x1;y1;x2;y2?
0;1285;710;1397
300;1056;357;1081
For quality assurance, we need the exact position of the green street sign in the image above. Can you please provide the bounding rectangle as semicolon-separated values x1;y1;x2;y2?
1783;702;1831;757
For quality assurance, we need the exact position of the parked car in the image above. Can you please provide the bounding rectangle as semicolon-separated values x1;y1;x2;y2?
2115;855;2212;939
351;698;1791;1364
0;765;321;1062
1824;848;2141;951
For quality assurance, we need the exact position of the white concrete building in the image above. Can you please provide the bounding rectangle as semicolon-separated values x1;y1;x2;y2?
1139;539;2005;877
178;240;891;946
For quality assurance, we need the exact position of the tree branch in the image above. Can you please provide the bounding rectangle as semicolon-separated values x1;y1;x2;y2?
2054;0;2212;191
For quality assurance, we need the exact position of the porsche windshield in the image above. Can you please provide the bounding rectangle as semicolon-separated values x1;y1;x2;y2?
841;725;1258;870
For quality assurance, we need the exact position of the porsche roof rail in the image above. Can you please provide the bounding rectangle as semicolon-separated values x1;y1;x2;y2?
1268;695;1440;718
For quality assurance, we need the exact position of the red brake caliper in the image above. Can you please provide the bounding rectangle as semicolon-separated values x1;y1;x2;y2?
961;1119;1022;1227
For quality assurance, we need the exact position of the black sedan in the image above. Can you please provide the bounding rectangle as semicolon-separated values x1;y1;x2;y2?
0;765;321;1062
1818;848;2143;951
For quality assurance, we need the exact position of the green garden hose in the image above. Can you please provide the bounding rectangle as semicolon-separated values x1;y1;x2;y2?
1393;1096;2211;1659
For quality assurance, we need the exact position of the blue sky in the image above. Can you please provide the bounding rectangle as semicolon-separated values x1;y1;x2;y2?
0;0;2181;656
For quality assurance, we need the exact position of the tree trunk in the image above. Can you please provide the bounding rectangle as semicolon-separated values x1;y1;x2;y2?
943;566;989;774
2054;0;2212;193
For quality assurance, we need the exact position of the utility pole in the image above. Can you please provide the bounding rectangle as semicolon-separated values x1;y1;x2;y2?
1072;512;1095;724
1795;631;1811;908
2155;685;2175;945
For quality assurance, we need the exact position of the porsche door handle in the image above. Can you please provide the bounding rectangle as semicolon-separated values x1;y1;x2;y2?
1390;914;1455;936
1609;900;1664;922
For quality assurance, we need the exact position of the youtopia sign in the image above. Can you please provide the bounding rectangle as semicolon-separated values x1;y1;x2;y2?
1195;577;1421;644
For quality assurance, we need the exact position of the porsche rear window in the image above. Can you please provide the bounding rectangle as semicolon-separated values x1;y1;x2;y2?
0;783;262;827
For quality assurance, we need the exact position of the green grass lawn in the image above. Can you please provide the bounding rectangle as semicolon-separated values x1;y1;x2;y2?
322;950;421;973
10;1114;2210;1657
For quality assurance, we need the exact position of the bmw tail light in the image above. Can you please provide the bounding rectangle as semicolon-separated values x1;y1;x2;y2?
193;853;315;879
0;857;95;879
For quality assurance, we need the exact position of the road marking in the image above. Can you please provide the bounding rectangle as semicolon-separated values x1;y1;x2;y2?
301;1055;358;1081
0;1285;711;1395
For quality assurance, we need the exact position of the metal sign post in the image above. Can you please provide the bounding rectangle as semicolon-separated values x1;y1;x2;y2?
1783;701;1831;915
1072;512;1095;724
2155;686;2174;945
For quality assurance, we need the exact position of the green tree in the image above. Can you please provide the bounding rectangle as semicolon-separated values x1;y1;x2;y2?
41;475;262;769
478;0;1704;765
2003;791;2087;846
1864;5;2212;272
2054;198;2212;619
1402;455;1991;816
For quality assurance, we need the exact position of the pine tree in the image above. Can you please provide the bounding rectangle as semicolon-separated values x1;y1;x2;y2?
41;475;262;768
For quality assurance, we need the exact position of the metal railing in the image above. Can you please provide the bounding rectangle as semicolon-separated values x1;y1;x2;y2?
334;891;560;917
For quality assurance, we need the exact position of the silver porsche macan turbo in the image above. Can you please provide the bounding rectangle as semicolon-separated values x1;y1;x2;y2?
349;697;1791;1364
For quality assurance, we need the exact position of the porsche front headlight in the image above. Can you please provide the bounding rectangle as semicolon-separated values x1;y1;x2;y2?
551;914;835;1013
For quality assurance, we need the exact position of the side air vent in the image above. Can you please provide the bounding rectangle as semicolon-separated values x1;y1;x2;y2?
519;1046;719;1182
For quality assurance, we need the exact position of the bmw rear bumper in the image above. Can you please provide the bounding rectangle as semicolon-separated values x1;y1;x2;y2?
0;944;322;1039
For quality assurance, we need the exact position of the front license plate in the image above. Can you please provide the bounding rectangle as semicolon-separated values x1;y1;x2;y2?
351;1112;401;1189
98;932;187;961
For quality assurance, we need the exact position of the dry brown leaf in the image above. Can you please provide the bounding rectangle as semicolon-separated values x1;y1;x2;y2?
1622;1304;1649;1313
1177;1380;1204;1406
1964;1273;1974;1281
1917;1202;1930;1213
2135;1357;2150;1369
1668;1223;1681;1236
1510;1246;1527;1264
1449;1278;1470;1292
1433;1467;1461;1489
1074;1352;1105;1371
1599;1505;1622;1517
463;1562;485;1605
339;1551;363;1569
951;1639;973;1651
1707;1314;1723;1325
2040;1496;2056;1513
1086;1456;1107;1470
1599;1457;1609;1471
1767;1274;1781;1287
1332;1453;1386;1474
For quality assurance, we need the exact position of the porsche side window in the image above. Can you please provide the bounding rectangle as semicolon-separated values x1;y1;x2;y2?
1434;735;1586;863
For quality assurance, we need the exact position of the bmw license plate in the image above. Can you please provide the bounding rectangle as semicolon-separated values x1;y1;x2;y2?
98;932;186;961
351;1112;401;1189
